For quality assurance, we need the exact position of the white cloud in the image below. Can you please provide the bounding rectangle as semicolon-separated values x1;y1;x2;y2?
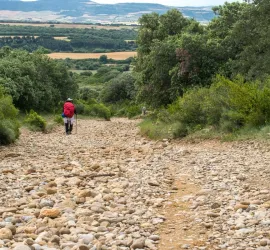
93;0;241;7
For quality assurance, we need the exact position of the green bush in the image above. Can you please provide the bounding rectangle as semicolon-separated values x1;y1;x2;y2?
74;99;111;120
172;122;188;138
0;89;20;145
126;105;141;119
54;115;63;125
0;119;20;145
140;75;270;139
176;87;209;128
79;87;99;101
90;104;111;121
139;119;173;139
75;102;85;114
24;110;47;132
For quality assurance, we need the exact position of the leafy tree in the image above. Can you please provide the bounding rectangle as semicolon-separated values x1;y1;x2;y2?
101;73;136;103
136;39;178;107
0;48;78;111
99;55;108;64
135;9;207;107
228;0;270;79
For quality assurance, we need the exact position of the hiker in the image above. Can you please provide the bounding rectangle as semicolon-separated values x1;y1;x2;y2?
63;98;76;135
142;106;146;116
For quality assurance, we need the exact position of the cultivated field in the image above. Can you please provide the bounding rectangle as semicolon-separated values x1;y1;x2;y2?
53;36;70;41
0;22;136;30
48;52;137;60
0;35;39;38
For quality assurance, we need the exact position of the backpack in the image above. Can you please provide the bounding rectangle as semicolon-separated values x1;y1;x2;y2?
64;102;75;118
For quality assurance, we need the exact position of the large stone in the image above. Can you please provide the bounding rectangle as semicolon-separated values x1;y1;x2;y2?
39;208;61;218
0;228;12;240
77;190;92;198
13;244;31;250
131;238;145;249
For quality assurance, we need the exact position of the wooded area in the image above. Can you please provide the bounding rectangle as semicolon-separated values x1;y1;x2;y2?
0;25;137;52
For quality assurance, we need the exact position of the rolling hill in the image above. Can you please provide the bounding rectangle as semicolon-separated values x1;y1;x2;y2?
0;0;215;24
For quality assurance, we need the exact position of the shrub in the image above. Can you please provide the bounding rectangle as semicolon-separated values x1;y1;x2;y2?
54;115;63;125
126;105;141;119
0;89;20;145
177;87;209;128
90;104;111;121
24;110;47;132
74;99;111;120
172;122;188;138
75;102;85;114
101;73;136;104
0;120;20;145
140;75;270;139
139;119;173;139
79;87;99;101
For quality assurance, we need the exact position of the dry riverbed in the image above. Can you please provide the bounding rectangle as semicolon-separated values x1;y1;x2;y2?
0;118;270;250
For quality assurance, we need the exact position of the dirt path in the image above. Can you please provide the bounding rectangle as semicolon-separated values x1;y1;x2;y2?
0;119;270;250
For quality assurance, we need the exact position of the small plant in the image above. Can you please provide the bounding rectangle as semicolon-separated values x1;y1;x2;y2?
0;120;20;145
54;115;63;125
91;103;111;121
0;89;20;145
24;110;47;132
126;105;141;119
172;122;188;138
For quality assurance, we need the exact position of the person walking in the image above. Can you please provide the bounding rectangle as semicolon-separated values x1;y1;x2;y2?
63;98;76;135
142;106;146;116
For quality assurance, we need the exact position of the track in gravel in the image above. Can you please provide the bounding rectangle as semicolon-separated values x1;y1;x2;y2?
0;118;270;250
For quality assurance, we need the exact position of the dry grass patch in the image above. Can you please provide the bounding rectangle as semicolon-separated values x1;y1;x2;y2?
53;36;70;41
48;51;137;60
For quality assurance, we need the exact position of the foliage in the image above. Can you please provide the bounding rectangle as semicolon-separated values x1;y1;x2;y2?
126;105;141;119
135;2;270;109
135;9;222;107
90;103;111;121
101;73;136;103
140;76;270;139
74;99;111;121
0;47;78;111
54;115;63;125
24;110;47;132
0;87;20;145
0;26;137;52
139;119;174;140
79;87;99;101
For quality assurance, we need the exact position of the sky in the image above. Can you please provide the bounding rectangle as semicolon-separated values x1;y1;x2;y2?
94;0;241;7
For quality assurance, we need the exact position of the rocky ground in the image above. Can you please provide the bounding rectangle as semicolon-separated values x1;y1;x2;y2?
0;118;270;250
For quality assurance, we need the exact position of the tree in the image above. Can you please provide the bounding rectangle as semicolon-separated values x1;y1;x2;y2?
101;73;136;103
136;39;179;107
224;0;270;79
99;55;108;64
0;48;78;111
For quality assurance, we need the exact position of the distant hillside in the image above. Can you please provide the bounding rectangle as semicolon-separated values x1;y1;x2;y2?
0;0;215;24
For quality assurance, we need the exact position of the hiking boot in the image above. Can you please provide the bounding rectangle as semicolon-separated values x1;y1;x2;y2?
70;124;73;134
65;123;69;134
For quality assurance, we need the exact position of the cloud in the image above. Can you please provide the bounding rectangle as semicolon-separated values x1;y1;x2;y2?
93;0;240;7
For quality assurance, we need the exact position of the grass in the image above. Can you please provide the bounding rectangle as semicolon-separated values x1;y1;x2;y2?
139;117;270;143
69;69;97;74
139;119;174;140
